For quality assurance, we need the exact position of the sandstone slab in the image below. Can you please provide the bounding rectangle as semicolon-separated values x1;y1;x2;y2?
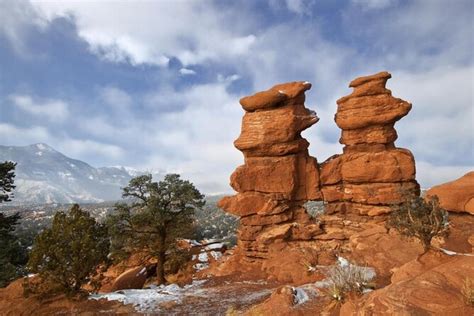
426;171;474;215
234;103;318;153
217;192;278;217
336;94;411;130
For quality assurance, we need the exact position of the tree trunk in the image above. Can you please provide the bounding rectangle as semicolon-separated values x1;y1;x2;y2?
156;230;166;285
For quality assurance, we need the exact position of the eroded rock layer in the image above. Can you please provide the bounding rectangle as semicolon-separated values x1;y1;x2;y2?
218;81;322;263
321;71;420;216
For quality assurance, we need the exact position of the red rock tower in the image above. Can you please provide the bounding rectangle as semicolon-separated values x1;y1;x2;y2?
218;81;323;263
320;71;420;216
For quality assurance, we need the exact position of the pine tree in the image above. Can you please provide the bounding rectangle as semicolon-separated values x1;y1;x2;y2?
107;174;205;284
0;161;26;287
27;204;109;294
0;161;16;203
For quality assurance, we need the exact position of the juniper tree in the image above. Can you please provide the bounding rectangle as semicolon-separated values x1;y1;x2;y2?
27;204;109;294
387;194;449;253
107;174;205;284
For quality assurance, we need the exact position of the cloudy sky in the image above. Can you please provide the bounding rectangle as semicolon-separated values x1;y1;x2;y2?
0;0;473;193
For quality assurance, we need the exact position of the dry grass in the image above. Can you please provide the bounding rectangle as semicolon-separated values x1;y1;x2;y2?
321;261;375;302
462;277;474;306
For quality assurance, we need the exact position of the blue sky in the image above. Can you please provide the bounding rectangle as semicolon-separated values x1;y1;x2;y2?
0;0;473;193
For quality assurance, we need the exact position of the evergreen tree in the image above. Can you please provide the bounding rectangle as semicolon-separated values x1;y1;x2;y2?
0;161;16;203
27;204;109;294
107;174;205;284
387;195;449;253
0;161;26;287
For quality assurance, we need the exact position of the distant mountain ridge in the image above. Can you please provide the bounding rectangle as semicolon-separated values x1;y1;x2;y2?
0;143;163;205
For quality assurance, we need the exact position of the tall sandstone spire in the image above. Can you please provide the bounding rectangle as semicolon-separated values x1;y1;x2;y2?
218;81;323;263
320;71;420;216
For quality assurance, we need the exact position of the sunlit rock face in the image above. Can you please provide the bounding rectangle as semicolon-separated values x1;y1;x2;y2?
216;73;421;282
218;81;323;263
321;71;420;216
426;172;474;215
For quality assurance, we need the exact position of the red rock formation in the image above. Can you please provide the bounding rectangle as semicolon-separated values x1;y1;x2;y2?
426;171;474;215
340;251;474;315
321;71;420;216
216;72;423;282
218;81;323;264
110;266;150;291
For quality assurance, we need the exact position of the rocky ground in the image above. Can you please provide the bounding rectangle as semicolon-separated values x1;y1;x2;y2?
1;212;472;315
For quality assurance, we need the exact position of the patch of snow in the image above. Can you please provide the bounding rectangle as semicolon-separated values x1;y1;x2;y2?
278;90;286;95
88;175;94;180
90;280;207;313
337;256;349;267
293;287;309;305
441;248;458;256
136;267;147;276
203;238;219;244
439;248;474;256
198;252;208;263
303;81;311;85
314;258;376;295
36;143;47;150
36;151;43;156
209;251;222;261
190;240;201;246
205;243;224;251
182;239;201;246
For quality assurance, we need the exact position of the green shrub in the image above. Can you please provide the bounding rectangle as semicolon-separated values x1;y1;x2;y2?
387;195;449;253
27;204;109;295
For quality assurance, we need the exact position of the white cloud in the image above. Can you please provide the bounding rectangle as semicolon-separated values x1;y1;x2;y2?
416;161;474;189
285;0;313;15
0;0;47;57
58;139;125;161
10;94;69;121
390;66;474;166
32;1;257;66
179;68;196;76
351;0;396;10
140;80;244;193
0;123;51;145
99;86;132;111
0;122;125;164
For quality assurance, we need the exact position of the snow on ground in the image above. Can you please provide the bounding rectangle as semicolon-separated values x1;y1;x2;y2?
293;287;309;305
205;243;225;251
198;252;208;262
210;251;222;260
89;280;207;313
90;279;275;314
439;247;474;256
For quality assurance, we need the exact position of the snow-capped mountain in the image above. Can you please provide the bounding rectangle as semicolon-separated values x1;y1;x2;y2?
0;143;163;205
